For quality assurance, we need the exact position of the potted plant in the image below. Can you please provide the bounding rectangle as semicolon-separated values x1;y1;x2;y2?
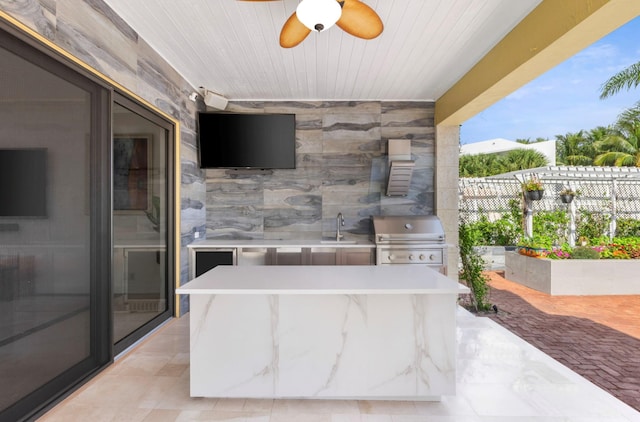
523;177;544;200
559;188;577;204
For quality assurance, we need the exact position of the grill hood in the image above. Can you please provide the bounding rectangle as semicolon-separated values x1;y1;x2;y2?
371;215;445;243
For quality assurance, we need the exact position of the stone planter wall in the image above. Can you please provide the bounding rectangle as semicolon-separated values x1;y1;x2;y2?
505;251;640;295
472;246;512;271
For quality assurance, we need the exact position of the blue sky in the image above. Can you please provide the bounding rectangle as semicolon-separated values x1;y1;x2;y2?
460;16;640;145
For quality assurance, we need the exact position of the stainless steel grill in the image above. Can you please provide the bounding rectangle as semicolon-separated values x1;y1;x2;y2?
372;215;447;274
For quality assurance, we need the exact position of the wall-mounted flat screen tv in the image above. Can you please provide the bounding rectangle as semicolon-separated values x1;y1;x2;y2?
0;148;47;217
198;112;296;169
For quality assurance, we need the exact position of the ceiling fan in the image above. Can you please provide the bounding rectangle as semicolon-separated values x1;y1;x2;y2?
239;0;384;48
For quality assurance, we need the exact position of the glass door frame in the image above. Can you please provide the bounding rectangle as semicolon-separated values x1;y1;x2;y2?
112;92;176;356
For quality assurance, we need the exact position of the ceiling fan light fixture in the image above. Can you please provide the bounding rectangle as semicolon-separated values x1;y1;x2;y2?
296;0;342;32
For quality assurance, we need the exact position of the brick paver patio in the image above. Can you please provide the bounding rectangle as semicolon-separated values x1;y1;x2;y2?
484;271;640;412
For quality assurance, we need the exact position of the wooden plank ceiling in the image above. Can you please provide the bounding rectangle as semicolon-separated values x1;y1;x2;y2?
101;0;542;101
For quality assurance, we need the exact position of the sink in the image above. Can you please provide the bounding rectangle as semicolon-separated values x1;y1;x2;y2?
320;240;357;244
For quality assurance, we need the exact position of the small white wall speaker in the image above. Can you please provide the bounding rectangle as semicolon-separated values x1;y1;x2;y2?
204;91;228;110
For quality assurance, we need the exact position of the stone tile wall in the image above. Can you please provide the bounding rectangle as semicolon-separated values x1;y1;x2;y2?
205;101;436;241
1;2;439;282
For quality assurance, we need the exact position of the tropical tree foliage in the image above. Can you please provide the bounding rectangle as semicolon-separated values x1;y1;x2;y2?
599;61;640;99
501;149;548;172
515;137;549;144
594;60;640;166
459;149;547;177
593;106;640;166
555;130;595;165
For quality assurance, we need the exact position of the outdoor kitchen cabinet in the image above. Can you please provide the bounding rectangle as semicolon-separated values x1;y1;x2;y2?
189;248;236;279
237;248;270;266
188;243;376;280
270;247;304;265
337;248;374;265
273;247;374;266
308;247;338;265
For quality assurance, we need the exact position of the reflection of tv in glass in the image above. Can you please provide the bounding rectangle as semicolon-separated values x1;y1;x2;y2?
0;148;47;217
198;112;296;169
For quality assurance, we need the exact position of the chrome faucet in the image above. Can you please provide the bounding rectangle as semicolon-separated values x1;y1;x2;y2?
336;212;345;241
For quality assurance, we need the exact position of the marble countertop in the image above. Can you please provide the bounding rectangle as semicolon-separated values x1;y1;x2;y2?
176;265;469;295
186;239;376;249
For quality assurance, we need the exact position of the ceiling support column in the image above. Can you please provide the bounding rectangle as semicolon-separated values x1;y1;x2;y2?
435;124;460;279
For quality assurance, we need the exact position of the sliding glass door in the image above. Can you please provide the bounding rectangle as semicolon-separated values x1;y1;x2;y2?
0;27;110;422
112;94;174;354
0;16;176;421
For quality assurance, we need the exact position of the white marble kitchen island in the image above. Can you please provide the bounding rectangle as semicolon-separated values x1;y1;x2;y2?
176;265;469;401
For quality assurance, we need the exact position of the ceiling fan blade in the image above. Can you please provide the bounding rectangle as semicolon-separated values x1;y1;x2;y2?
336;0;383;40
280;12;311;48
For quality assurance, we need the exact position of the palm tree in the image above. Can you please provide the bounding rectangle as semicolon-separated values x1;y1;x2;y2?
616;103;640;124
594;108;640;166
599;61;640;99
459;149;547;177
555;130;596;165
459;153;506;177
593;131;640;166
596;62;640;166
587;126;611;143
502;149;548;171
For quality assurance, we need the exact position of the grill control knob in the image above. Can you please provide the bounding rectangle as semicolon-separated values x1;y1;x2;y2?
388;254;395;261
409;255;415;261
419;254;426;261
430;254;436;261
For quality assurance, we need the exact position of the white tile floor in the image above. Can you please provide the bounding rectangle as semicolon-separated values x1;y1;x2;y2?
38;308;640;421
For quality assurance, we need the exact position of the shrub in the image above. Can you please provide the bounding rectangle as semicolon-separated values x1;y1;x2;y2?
576;210;610;240
465;214;521;246
462;200;523;246
570;246;601;260
518;234;553;250
616;218;640;237
596;237;640;259
459;221;492;312
533;210;570;244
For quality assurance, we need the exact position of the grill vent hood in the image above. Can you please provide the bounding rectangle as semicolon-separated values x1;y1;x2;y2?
386;139;414;196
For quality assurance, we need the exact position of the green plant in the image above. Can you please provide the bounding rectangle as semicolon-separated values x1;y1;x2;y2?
596;237;640;259
570;246;601;260
576;209;610;240
533;210;570;244
522;176;543;191
459;221;492;312
463;214;521;246
616;218;640;237
547;244;572;259
518;235;552;250
559;187;580;196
